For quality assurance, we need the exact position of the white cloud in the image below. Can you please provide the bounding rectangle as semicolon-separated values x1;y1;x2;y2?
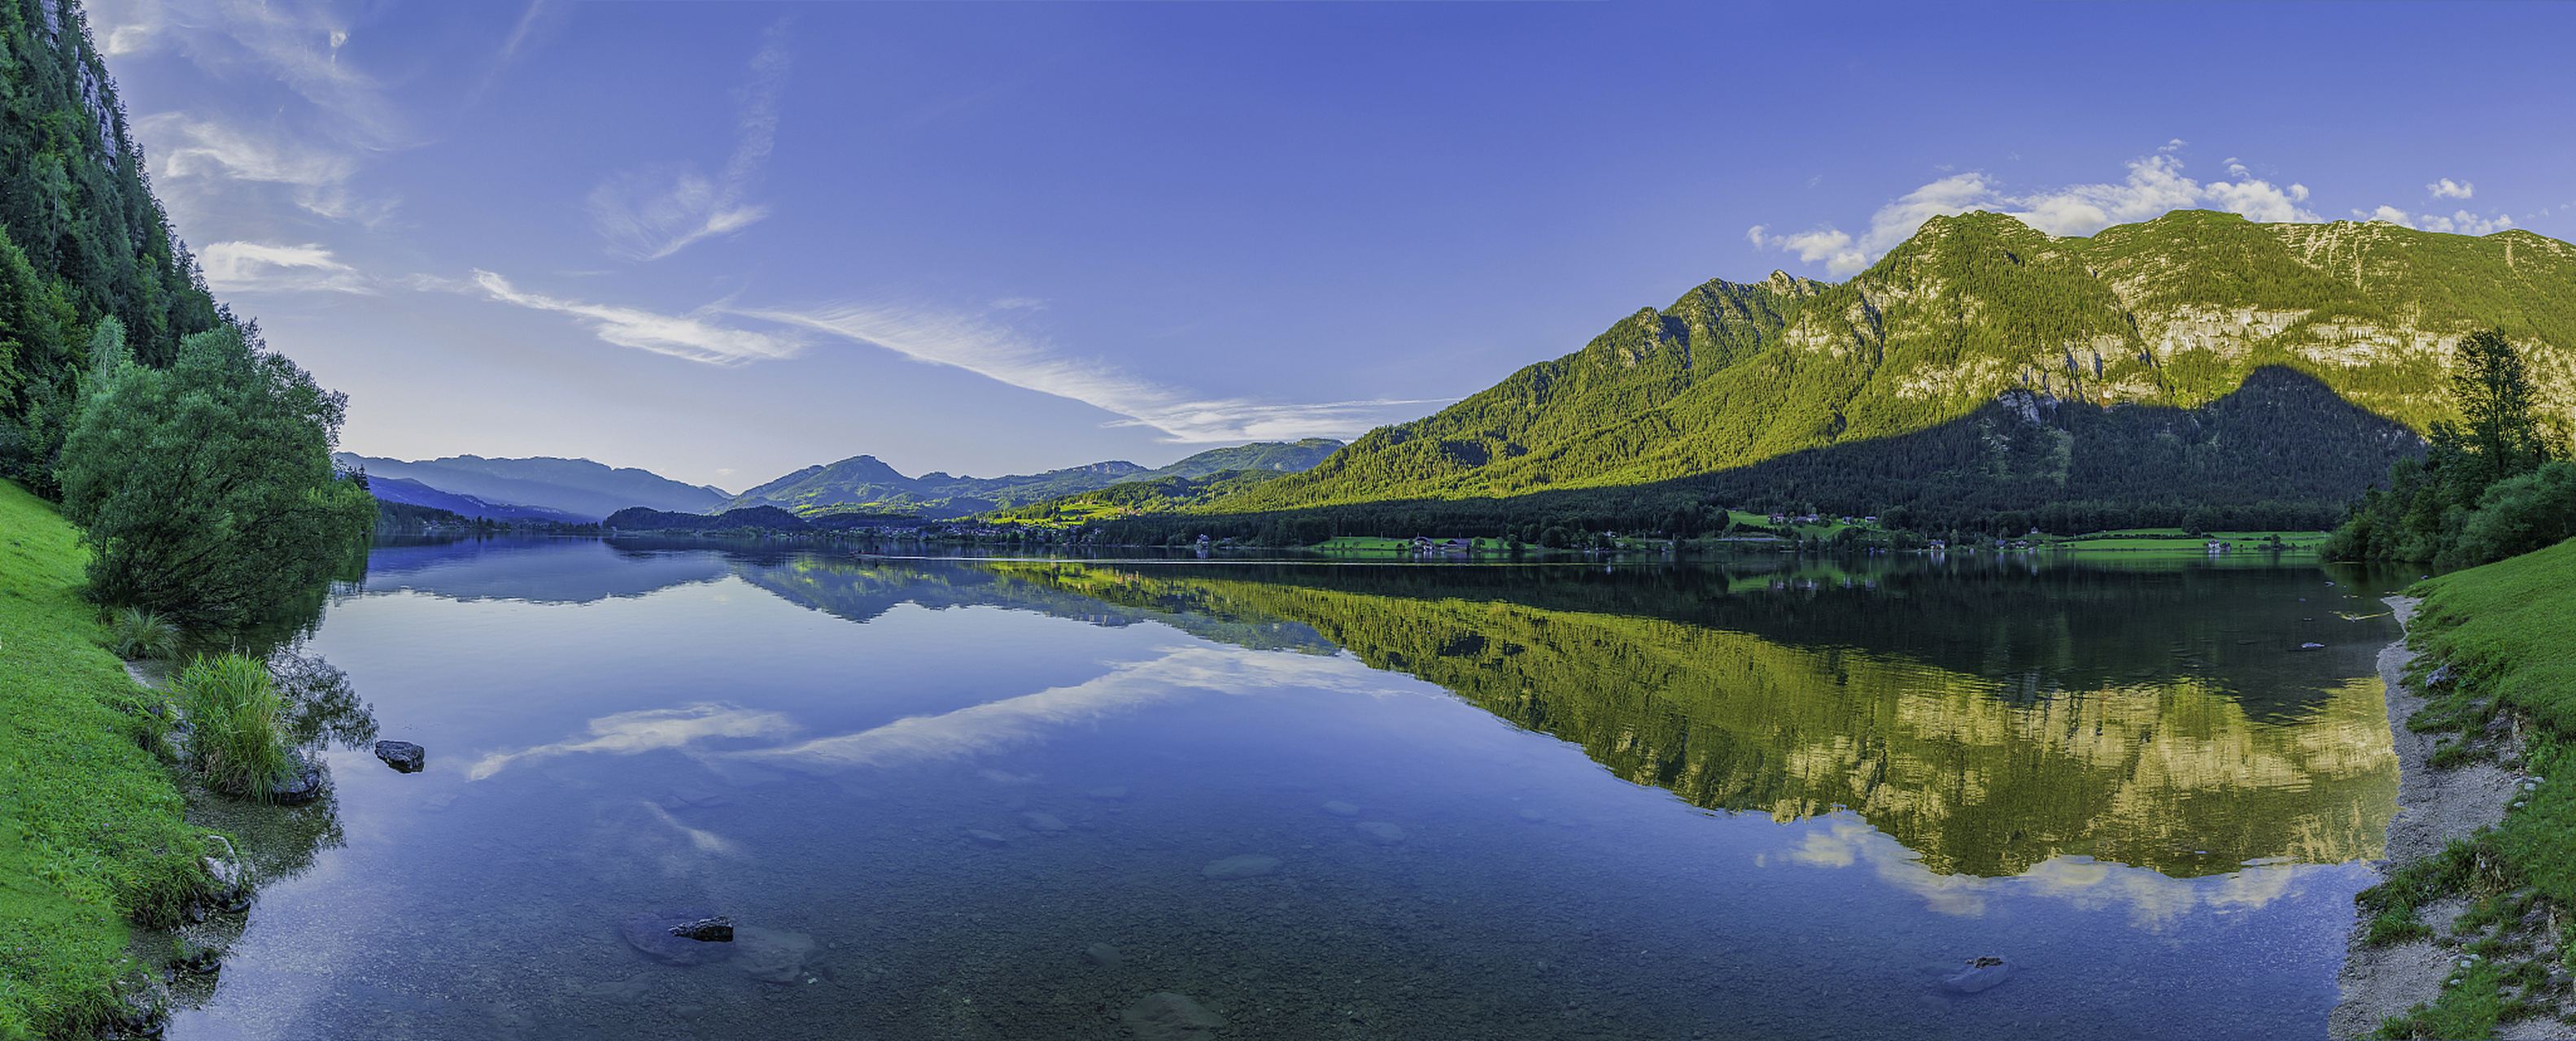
196;241;374;294
472;270;805;365
141;114;353;187
467;702;796;781
735;647;1400;773
2427;178;2475;200
2355;205;2514;235
588;20;791;260
105;0;413;229
731;300;1449;442
1748;154;2318;277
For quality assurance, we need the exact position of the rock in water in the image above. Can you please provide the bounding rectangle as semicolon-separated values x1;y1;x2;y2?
1085;942;1124;968
1941;956;2015;994
735;926;819;984
1021;811;1068;833
1321;800;1360;817
373;740;426;773
269;754;325;805
1355;821;1406;846
1202;855;1281;880
668;917;733;942
1122;991;1226;1041
620;908;738;966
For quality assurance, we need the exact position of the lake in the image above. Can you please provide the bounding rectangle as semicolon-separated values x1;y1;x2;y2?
168;538;2409;1040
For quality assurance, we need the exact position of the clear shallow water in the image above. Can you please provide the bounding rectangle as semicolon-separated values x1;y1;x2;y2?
171;539;2408;1040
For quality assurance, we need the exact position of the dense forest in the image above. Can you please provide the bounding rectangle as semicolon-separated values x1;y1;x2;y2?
1065;365;2398;546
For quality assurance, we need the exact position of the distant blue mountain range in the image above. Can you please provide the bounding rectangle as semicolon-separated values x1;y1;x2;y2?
363;477;595;524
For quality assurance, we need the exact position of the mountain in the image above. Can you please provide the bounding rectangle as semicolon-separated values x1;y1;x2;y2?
334;454;730;521
1208;211;2575;523
1142;438;1345;479
724;439;1344;520
364;476;592;525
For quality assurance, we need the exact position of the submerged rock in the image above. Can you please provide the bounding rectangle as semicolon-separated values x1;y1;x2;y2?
967;829;1011;847
1202;855;1281;880
1123;991;1226;1041
1941;956;2015;994
735;926;820;984
668;917;733;943
1355;821;1406;846
1021;811;1068;833
620;908;738;966
1321;800;1360;817
1085;942;1124;968
373;740;426;773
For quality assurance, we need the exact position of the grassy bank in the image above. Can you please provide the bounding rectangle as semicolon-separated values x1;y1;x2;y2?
0;480;210;1036
2357;536;2576;1038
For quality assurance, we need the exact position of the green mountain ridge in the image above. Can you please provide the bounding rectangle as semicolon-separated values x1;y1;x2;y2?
1210;211;2575;520
727;438;1344;519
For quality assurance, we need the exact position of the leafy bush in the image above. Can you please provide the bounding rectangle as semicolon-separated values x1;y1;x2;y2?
174;654;293;800
2442;461;2576;569
55;325;374;627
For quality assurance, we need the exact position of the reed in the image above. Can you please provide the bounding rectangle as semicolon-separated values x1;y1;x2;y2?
173;654;292;800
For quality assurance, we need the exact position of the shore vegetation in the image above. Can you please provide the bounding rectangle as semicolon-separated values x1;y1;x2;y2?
2356;537;2576;1038
0;480;212;1037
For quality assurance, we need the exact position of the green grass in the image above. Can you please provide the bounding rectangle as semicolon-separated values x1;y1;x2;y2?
2358;536;2576;1039
103;608;181;661
172;655;294;802
0;479;212;1036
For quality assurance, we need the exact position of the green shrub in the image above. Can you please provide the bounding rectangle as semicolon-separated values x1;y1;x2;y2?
174;654;292;800
102;606;179;660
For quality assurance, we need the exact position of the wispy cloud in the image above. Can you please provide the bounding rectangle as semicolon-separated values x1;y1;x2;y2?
2353;205;2514;236
197;242;374;294
471;270;805;365
1748;154;2316;276
105;0;410;226
732;301;1448;442
735;647;1400;773
587;20;791;260
467;703;796;781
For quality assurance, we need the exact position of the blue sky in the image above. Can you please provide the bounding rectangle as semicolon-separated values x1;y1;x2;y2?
87;0;2574;492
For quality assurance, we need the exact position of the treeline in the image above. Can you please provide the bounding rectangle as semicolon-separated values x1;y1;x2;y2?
1076;366;2382;546
2327;329;2576;568
0;0;369;627
603;505;920;534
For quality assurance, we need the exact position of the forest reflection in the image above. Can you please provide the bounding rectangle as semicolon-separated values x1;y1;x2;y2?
946;556;2401;880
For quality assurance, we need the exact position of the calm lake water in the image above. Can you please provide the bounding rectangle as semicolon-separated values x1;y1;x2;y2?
171;539;2411;1040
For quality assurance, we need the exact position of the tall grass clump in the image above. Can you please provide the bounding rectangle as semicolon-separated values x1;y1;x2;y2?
103;606;181;660
175;654;293;800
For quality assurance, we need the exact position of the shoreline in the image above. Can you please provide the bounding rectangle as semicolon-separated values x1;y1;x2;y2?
2329;596;2569;1039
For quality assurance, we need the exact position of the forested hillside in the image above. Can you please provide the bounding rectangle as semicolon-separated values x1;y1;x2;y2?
1212;211;2574;525
0;0;229;493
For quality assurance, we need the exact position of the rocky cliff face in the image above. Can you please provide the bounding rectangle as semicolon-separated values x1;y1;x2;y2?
1227;209;2574;511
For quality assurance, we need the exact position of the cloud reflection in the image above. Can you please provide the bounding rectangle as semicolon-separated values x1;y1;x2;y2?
734;647;1402;773
1781;815;2307;927
467;703;795;780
